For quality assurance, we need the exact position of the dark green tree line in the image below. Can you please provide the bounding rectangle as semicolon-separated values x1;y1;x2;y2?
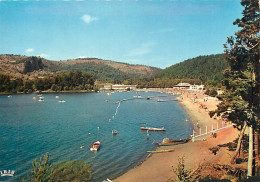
0;70;95;93
210;0;259;178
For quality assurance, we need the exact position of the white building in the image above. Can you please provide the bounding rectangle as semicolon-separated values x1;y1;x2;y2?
102;84;137;91
173;83;204;91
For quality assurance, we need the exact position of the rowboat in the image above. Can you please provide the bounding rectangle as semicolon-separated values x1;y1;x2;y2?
90;141;101;151
158;138;189;146
157;99;168;102
112;130;118;135
140;127;166;131
147;149;174;153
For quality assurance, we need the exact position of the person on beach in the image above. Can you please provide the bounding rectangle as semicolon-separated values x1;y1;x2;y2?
212;129;217;138
196;121;200;129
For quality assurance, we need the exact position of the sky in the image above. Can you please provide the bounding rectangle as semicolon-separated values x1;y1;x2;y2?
0;0;243;68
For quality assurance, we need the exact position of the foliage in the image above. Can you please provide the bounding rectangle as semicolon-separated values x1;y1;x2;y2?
155;54;228;82
0;71;95;93
29;154;92;182
205;88;218;97
31;153;50;182
48;160;92;182
51;62;131;83
210;0;259;129
198;176;231;182
174;156;192;182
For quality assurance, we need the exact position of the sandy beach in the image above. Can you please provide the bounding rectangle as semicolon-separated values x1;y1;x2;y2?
114;90;239;182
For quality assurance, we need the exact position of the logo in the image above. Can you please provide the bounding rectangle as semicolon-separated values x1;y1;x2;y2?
0;170;15;177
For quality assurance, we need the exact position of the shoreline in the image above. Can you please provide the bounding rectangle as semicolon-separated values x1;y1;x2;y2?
114;90;238;182
0;90;96;95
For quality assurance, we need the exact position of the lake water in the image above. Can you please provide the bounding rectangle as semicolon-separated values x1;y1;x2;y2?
0;92;193;181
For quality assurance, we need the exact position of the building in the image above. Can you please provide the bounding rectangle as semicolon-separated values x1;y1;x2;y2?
102;84;137;91
217;88;224;95
173;83;191;90
173;83;204;91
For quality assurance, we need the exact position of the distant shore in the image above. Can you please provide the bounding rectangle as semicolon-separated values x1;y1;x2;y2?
114;90;238;182
0;89;96;95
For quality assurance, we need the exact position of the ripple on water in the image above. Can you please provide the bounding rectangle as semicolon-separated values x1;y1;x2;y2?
0;92;193;181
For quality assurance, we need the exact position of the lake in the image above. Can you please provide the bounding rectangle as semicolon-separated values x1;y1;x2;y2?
0;91;193;181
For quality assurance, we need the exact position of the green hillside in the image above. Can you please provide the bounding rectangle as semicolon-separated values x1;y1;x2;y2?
0;55;160;83
155;54;229;82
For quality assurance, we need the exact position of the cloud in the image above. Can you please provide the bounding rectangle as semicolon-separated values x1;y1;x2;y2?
128;42;155;57
25;48;34;53
78;56;87;59
81;14;99;24
37;53;50;59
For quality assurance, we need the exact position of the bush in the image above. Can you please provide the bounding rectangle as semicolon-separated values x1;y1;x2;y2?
48;160;92;182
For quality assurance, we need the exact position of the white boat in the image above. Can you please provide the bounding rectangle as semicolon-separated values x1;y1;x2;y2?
55;96;59;99
112;130;118;135
58;100;66;103
157;99;168;102
39;96;44;99
38;98;44;102
7;95;12;98
103;179;113;182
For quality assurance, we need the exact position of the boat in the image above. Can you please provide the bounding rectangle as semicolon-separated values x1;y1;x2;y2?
103;179;113;182
7;95;12;98
38;98;44;102
80;145;84;149
147;149;174;153
112;130;118;135
158;138;189;146
33;96;37;99
55;96;59;99
58;100;66;103
157;99;168;102
39;96;44;99
140;127;166;131
90;141;101;151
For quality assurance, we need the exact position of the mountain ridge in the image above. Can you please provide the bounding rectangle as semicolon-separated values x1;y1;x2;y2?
0;54;160;82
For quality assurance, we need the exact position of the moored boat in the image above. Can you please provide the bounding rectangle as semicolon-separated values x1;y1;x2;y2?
157;99;168;102
112;130;118;135
140;127;166;131
90;141;101;151
147;149;174;153
158;138;189;146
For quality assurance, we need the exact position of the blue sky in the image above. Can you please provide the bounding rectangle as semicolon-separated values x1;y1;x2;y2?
0;0;243;68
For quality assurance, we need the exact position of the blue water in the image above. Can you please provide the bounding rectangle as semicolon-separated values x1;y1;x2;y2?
0;92;193;181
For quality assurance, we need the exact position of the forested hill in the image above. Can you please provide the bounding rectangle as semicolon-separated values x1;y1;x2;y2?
0;55;160;82
155;54;229;82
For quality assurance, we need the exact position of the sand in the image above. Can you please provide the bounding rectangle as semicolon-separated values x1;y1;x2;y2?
114;90;239;182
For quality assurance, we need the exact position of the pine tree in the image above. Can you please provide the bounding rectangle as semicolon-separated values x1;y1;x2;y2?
210;0;259;177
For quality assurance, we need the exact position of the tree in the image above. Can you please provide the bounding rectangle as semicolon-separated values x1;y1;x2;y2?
32;153;50;182
210;0;259;178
